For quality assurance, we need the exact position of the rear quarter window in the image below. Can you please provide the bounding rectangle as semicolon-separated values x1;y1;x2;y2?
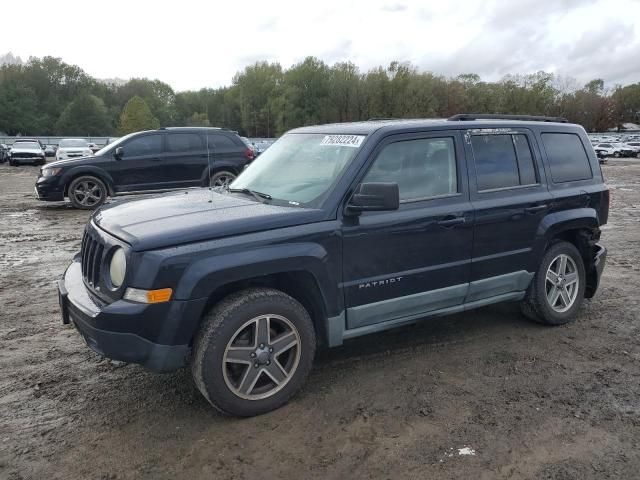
541;133;593;183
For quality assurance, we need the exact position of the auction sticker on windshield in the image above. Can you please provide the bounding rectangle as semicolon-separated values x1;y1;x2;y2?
320;135;365;147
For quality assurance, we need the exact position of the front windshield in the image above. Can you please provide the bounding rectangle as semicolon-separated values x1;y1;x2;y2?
59;139;88;148
12;142;40;149
94;133;135;156
230;133;365;207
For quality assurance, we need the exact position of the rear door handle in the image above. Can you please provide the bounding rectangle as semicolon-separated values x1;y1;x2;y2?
437;216;465;227
524;204;548;214
151;157;161;162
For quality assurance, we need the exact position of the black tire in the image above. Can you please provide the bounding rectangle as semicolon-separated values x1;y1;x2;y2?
613;151;621;158
521;241;586;325
67;175;107;210
191;287;316;417
9;159;17;166
209;170;236;188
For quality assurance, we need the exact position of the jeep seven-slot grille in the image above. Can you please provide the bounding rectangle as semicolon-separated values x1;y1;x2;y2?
81;230;104;288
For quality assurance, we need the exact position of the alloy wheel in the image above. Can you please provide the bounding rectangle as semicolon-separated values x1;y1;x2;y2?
222;314;301;400
545;253;579;313
213;174;235;188
73;180;103;207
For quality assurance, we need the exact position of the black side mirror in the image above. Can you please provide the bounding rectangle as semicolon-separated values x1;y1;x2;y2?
114;146;124;159
346;182;400;214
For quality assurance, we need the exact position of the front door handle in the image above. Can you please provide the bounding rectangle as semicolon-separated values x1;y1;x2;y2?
151;157;161;162
524;204;548;214
437;216;465;227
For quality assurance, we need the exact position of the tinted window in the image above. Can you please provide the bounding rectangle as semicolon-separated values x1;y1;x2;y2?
167;133;203;152
542;133;592;183
362;137;457;201
513;135;537;186
208;134;238;150
124;135;162;157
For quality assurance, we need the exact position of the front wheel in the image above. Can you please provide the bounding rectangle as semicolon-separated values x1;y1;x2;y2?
191;288;316;417
521;241;586;325
67;175;107;210
613;151;621;158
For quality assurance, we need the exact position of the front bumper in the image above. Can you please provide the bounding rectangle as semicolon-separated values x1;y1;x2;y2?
59;259;207;372
35;175;65;201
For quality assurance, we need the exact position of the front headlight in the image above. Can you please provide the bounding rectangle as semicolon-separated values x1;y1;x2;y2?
42;167;62;177
109;247;126;288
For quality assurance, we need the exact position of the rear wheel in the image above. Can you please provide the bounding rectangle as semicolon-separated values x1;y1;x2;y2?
68;175;107;210
192;288;316;416
521;241;586;325
210;171;236;188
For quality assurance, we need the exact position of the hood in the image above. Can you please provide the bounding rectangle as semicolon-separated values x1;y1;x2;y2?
47;155;96;168
93;189;324;251
11;146;42;153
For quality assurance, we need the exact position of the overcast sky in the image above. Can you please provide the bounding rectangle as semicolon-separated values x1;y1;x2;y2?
3;0;639;91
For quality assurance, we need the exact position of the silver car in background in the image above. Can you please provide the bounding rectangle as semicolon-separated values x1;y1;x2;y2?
55;139;93;161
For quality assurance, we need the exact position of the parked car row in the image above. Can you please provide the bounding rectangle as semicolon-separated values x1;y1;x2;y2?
588;133;640;161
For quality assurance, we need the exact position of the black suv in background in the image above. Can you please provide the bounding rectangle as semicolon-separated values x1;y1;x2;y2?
58;115;608;416
35;127;254;209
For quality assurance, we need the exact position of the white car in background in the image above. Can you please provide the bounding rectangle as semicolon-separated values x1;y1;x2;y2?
593;143;626;158
55;139;93;161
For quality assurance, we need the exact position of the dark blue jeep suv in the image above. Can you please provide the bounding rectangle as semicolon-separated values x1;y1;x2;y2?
58;115;608;416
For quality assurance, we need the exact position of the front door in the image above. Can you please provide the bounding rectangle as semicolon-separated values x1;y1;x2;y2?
111;133;166;192
342;131;473;330
464;128;552;298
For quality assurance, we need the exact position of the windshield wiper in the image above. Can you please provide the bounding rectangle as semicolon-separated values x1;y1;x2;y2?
227;187;272;203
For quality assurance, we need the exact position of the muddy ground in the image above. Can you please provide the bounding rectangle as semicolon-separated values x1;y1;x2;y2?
0;160;639;480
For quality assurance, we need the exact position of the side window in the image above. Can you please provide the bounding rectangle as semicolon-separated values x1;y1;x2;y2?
166;133;204;152
541;133;593;183
471;134;538;191
362;137;457;202
123;135;162;157
207;134;238;150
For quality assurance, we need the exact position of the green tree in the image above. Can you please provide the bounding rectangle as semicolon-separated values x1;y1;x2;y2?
55;93;112;135
118;96;160;134
185;112;210;126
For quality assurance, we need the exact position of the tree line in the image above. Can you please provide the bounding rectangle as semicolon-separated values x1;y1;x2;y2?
0;55;639;137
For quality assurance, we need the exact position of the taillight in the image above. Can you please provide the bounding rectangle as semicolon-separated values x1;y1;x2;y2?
244;148;255;161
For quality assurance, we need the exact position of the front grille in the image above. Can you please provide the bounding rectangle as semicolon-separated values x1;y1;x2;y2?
81;229;105;288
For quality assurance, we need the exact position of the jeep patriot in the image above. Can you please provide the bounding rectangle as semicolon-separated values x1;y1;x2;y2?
58;114;608;416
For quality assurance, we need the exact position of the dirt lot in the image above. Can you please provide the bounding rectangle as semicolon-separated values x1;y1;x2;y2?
1;160;639;480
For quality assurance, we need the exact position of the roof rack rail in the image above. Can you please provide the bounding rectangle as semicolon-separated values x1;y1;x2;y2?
448;113;569;123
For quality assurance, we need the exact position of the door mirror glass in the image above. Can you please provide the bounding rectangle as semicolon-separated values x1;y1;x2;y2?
114;146;124;159
347;182;399;213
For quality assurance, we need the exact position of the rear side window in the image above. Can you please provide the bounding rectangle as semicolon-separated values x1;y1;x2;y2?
542;133;592;183
208;134;238;150
167;133;204;152
471;134;538;191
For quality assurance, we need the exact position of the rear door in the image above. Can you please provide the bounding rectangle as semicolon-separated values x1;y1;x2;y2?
110;133;166;192
465;128;551;297
207;133;247;182
164;132;208;187
341;131;473;330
